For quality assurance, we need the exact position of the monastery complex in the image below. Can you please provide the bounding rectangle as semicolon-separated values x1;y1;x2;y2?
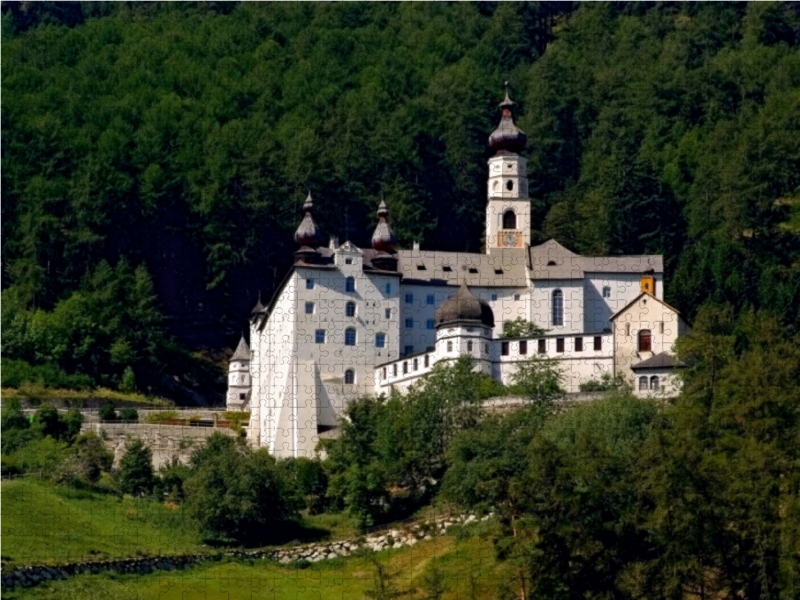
227;90;690;458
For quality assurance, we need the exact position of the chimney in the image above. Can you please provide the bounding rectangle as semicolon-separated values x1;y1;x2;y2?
329;236;339;250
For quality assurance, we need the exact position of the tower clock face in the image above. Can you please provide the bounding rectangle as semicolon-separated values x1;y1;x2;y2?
502;232;518;247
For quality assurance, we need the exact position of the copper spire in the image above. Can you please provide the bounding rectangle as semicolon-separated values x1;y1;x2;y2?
371;199;397;253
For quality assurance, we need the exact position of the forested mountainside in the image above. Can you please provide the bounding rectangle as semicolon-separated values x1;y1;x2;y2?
2;2;799;400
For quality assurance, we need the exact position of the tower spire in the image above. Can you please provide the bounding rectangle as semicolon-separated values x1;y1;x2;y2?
489;84;527;155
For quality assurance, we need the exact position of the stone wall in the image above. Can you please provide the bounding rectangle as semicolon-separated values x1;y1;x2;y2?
84;422;241;469
1;512;489;590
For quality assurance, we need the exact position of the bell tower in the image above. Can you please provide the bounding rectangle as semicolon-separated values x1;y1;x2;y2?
485;86;531;254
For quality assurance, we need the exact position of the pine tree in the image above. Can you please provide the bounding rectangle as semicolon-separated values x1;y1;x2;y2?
117;438;155;497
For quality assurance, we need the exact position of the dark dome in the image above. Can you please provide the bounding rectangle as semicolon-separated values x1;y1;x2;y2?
435;281;495;329
371;200;397;253
294;192;321;248
488;90;527;154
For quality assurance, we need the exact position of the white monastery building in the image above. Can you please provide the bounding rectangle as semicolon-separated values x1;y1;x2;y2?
227;90;690;457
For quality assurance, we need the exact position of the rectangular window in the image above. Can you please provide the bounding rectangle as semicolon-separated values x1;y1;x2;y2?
239;393;246;400
447;341;453;352
385;308;391;319
385;283;392;294
538;339;546;354
345;258;353;265
403;361;408;374
501;341;509;356
424;355;430;368
556;338;565;353
491;294;498;301
484;344;489;353
405;318;413;328
426;294;434;305
315;330;325;344
594;336;602;351
413;358;418;371
575;337;583;352
405;293;413;304
659;321;664;334
306;278;315;290
602;286;611;299
426;319;435;330
404;345;413;356
393;364;397;377
519;340;527;355
514;294;521;301
382;367;387;380
305;302;314;314
375;333;386;348
467;341;473;352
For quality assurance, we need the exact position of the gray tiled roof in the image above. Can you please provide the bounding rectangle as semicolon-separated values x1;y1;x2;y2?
529;239;662;280
395;248;529;288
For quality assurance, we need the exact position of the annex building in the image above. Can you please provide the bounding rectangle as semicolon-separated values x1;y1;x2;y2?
227;91;690;458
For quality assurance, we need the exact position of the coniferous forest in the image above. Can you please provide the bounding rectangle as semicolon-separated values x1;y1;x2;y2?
3;4;800;598
2;2;800;398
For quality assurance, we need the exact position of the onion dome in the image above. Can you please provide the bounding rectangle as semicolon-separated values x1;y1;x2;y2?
371;200;397;253
294;192;321;248
488;86;527;155
231;335;250;362
435;281;495;329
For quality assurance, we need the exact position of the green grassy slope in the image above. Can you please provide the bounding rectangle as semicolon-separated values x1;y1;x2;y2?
4;535;508;600
1;479;204;568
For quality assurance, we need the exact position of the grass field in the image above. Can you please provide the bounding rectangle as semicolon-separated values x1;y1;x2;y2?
4;535;510;600
1;478;204;568
1;386;172;407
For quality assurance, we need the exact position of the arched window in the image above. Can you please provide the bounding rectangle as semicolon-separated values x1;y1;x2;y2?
346;302;356;317
345;277;355;292
650;376;660;391
345;328;356;346
552;290;564;327
344;370;355;384
638;329;652;352
502;210;517;230
375;333;385;348
639;376;648;391
506;180;514;191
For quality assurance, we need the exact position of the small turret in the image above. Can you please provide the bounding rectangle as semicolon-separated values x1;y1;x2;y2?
370;199;399;271
294;192;322;264
226;335;251;409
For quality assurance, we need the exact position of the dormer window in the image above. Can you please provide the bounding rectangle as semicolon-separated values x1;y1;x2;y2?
442;266;452;272
469;267;478;274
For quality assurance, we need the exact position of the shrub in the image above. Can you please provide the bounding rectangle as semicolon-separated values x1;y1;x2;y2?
184;443;300;545
145;410;179;424
32;403;67;439
55;431;113;487
12;436;68;477
98;402;117;422
120;366;136;393
118;407;139;422
117;438;154;497
1;359;94;390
